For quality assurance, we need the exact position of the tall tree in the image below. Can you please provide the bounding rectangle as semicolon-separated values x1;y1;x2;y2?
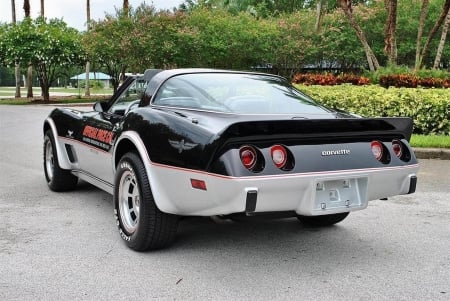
123;0;130;17
23;0;30;16
24;0;33;98
418;0;450;68
315;0;326;32
0;18;84;101
85;0;91;96
384;0;398;65
337;0;380;71
415;0;429;70
12;0;21;98
433;8;450;69
121;0;130;82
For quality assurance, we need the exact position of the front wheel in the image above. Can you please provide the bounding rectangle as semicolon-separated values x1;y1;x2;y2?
297;212;349;227
114;152;178;251
43;130;78;191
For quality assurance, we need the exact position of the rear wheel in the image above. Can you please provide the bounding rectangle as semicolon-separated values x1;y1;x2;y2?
114;152;178;251
43;130;78;191
297;212;349;227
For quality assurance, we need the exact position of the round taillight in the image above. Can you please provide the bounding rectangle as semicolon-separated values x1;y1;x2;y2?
240;146;257;170
392;140;403;158
371;141;383;161
271;145;287;169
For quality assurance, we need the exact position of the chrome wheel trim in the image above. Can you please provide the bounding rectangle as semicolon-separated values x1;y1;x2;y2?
45;138;54;180
118;170;140;234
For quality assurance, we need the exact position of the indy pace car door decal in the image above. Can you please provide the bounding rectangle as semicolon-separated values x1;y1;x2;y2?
75;114;116;184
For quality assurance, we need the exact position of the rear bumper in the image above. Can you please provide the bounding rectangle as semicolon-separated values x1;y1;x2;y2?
148;163;419;216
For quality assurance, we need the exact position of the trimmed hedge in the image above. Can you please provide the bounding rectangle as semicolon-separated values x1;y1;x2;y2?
295;84;450;135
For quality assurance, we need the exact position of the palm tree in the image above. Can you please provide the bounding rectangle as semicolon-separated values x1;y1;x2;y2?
85;0;91;96
24;0;33;98
123;0;129;17
12;0;21;98
23;0;30;16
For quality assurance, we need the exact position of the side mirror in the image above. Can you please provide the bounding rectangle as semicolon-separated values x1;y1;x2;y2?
93;101;108;112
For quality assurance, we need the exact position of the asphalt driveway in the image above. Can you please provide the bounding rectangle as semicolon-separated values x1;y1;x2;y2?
1;105;449;300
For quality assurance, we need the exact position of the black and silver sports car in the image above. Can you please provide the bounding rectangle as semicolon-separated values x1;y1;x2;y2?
43;69;419;251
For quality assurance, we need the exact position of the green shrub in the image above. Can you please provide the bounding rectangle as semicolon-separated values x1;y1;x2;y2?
295;84;450;135
366;66;450;88
77;80;105;89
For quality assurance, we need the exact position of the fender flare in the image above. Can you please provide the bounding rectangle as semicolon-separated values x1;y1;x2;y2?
113;131;172;213
43;117;73;170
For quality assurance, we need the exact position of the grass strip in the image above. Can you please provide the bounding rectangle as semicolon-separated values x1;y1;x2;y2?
410;134;450;148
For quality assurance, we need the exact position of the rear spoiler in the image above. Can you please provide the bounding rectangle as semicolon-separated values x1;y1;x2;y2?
219;117;414;142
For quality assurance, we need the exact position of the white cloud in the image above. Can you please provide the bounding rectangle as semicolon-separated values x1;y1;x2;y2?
0;0;184;30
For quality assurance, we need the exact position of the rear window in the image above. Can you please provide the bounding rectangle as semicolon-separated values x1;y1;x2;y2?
152;73;330;114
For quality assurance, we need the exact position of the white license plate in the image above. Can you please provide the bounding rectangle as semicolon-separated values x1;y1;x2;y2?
312;177;369;213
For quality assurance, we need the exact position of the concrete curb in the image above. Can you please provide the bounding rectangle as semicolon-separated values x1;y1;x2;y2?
413;148;450;160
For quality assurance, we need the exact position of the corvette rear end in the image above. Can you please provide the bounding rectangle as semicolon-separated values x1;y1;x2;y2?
148;117;418;217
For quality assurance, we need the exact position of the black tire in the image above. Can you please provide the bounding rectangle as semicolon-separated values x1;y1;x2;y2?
43;130;78;191
114;152;178;251
297;212;349;227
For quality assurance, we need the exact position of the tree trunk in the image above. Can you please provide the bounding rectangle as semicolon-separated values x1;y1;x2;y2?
419;0;450;68
314;0;325;32
14;64;21;98
85;61;90;96
337;0;380;71
384;0;398;65
415;0;429;70
24;0;33;98
40;0;44;16
123;0;129;17
85;0;91;96
11;0;16;22
12;0;21;98
27;65;33;98
36;65;50;101
23;0;30;17
433;9;450;69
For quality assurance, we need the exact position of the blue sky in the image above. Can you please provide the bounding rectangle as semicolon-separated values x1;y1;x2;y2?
0;0;184;31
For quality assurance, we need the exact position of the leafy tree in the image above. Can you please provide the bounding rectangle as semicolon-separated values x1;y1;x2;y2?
10;0;21;98
83;12;134;92
384;0;398;64
415;0;430;69
419;0;450;68
0;17;84;101
432;8;450;68
24;0;33;98
85;0;91;97
337;0;380;71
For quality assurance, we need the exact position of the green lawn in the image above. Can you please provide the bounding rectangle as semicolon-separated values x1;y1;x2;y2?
0;86;113;97
410;134;450;148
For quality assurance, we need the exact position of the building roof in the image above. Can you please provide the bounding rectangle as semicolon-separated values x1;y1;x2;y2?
70;72;111;80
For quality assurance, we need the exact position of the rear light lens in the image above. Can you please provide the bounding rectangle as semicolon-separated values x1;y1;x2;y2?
240;146;257;170
392;140;403;158
371;141;384;161
271;145;288;169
